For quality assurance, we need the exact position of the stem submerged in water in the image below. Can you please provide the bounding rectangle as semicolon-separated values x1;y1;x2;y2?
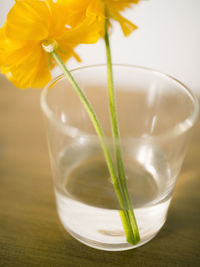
51;51;140;244
104;10;140;244
51;29;140;242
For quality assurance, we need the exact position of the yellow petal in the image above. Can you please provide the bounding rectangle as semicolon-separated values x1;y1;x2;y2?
0;25;25;66
56;43;81;64
113;12;138;36
1;42;51;89
57;0;103;27
55;14;102;64
106;0;140;36
58;16;101;49
47;2;72;38
6;0;50;40
106;0;140;8
56;0;104;47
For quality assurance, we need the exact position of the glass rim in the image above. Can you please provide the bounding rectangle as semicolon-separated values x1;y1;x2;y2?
40;64;199;141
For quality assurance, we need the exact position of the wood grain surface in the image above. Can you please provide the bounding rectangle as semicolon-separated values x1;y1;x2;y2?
0;75;200;267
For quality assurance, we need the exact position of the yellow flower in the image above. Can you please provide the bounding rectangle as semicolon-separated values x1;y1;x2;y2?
57;0;140;36
0;0;101;88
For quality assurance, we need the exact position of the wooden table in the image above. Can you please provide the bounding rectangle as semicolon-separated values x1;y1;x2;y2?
0;75;199;267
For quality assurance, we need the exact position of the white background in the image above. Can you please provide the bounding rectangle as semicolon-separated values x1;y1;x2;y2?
1;0;200;95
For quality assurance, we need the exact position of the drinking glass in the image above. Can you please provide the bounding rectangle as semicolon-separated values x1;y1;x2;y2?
41;65;199;251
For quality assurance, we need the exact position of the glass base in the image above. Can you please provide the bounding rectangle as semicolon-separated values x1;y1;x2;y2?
60;221;165;251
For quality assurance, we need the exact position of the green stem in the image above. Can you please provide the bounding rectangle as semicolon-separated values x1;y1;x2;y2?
104;11;140;244
51;51;135;232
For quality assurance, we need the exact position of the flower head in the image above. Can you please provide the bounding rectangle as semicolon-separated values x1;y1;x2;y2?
57;0;141;36
0;0;101;88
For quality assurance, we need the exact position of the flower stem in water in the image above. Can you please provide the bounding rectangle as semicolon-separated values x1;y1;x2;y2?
104;10;140;244
52;51;140;244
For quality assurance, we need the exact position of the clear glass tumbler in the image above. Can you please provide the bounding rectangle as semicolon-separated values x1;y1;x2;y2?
40;65;199;251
